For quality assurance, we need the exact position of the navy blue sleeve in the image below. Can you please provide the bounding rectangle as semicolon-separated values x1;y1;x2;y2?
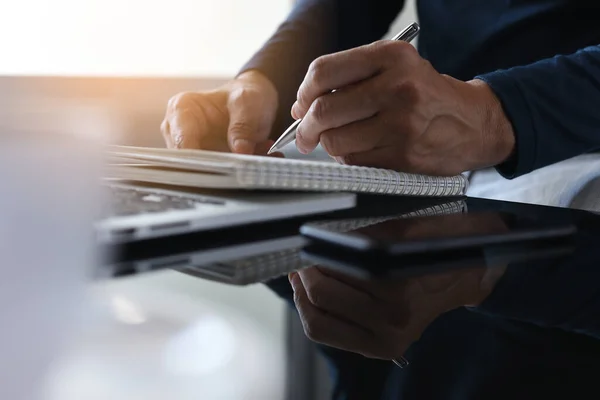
476;45;600;178
239;0;405;136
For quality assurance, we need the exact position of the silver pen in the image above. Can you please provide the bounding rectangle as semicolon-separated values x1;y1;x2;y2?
268;22;420;155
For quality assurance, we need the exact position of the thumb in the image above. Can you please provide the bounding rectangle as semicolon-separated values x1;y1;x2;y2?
227;90;273;154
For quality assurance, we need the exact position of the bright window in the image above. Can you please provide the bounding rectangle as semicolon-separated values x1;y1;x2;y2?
0;0;291;77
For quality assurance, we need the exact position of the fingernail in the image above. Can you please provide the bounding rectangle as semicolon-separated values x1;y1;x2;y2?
296;144;308;155
233;138;254;154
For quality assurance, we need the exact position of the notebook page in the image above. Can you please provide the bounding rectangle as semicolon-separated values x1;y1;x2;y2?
105;164;240;188
109;145;237;174
108;145;468;196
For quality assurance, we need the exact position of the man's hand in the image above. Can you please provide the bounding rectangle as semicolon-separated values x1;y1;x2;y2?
291;41;515;175
161;70;279;154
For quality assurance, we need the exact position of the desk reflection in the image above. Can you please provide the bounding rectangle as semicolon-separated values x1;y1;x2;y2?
267;223;600;400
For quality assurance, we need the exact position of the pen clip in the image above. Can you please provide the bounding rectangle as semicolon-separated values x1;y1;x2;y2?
391;22;420;42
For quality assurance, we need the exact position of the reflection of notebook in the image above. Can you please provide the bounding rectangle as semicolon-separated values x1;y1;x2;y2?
177;248;314;285
175;200;468;285
106;146;468;196
307;200;468;233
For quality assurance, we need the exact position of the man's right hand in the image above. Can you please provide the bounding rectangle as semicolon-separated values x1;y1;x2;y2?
161;70;279;154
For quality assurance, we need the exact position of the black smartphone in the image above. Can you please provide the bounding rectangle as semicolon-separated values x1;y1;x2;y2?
300;211;576;256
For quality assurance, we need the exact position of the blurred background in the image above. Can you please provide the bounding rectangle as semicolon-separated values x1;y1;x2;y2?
0;0;416;148
0;1;417;399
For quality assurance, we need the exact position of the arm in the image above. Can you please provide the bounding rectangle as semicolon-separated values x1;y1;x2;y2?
240;0;405;136
476;45;600;178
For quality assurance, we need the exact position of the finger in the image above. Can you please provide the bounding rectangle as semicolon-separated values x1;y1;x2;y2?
339;146;415;172
342;146;457;176
168;109;201;149
160;119;175;148
294;79;381;154
317;116;389;157
297;267;384;328
294;43;384;118
290;272;385;358
318;267;410;305
317;267;384;294
227;89;272;155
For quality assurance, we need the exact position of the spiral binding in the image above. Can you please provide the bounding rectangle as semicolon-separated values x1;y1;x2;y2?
235;159;468;196
183;248;311;285
307;200;467;233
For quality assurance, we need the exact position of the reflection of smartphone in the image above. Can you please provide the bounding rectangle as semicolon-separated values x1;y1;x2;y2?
300;212;577;255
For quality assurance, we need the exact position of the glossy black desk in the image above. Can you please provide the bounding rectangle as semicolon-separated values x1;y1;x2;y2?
100;196;600;400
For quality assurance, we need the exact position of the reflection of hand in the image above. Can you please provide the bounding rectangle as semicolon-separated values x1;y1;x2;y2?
289;265;505;360
160;70;279;155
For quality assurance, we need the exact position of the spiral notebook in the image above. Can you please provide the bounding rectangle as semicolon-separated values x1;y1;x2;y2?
107;145;468;197
176;200;467;285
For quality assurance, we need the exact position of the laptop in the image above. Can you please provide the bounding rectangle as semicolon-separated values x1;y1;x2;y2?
98;200;469;281
95;182;356;244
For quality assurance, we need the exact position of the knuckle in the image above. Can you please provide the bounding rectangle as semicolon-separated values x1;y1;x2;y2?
395;40;418;55
228;87;255;106
310;97;329;124
168;92;194;110
229;119;253;135
389;40;417;58
320;133;343;156
369;39;392;55
308;56;327;82
307;56;331;92
391;80;419;101
371;40;418;69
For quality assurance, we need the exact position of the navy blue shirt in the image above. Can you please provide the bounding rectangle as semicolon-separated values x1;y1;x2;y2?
241;1;600;177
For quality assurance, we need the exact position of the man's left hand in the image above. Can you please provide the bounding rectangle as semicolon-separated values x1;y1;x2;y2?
292;41;515;176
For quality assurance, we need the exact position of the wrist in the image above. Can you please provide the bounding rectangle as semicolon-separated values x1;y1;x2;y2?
467;79;516;168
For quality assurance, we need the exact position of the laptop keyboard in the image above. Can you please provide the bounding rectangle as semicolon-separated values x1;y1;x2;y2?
105;186;226;218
